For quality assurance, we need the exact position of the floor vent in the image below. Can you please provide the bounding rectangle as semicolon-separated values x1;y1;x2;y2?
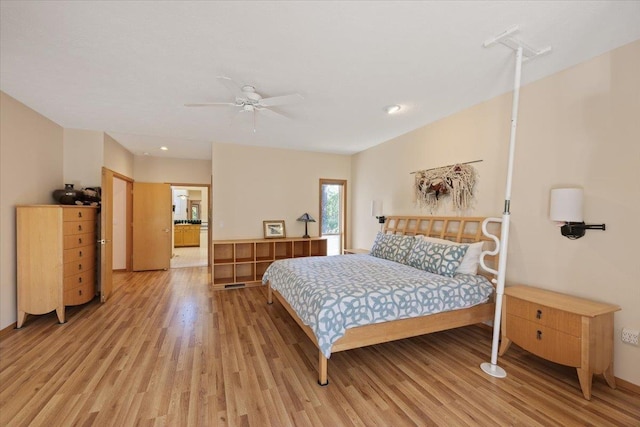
224;283;245;289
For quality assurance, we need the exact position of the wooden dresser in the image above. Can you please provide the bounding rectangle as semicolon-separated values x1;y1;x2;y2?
17;205;98;327
499;285;621;400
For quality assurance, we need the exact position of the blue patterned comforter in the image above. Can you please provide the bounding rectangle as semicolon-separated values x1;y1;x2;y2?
262;254;494;358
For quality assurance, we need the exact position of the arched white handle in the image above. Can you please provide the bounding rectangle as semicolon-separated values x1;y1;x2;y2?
480;217;502;276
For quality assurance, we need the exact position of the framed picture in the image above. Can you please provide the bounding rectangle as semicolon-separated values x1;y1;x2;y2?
263;220;286;239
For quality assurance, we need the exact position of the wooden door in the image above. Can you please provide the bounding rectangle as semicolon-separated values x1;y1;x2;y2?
133;182;171;271
100;167;114;302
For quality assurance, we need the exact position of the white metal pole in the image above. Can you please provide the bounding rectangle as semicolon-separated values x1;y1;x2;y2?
481;46;523;378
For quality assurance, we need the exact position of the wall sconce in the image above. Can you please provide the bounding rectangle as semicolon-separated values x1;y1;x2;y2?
297;213;316;238
549;188;605;239
371;201;385;224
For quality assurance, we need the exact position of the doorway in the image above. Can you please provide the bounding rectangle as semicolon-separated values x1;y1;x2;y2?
319;179;347;256
170;184;210;268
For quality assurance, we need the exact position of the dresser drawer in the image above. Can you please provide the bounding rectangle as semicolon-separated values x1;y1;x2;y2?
63;258;93;277
506;313;581;367
64;279;95;306
63;232;94;249
507;297;582;337
63;244;95;263
63;207;96;222
63;270;94;291
63;220;94;236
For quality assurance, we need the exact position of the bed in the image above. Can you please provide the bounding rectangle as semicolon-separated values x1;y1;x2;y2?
263;215;500;385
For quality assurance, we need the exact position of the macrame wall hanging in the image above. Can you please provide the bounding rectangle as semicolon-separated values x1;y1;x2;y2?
413;161;479;212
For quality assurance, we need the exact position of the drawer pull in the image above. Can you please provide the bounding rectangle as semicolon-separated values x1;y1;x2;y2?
536;309;542;319
78;211;82;218
78;277;82;283
537;330;543;340
79;250;83;257
78;238;82;244
78;264;82;270
78;224;83;231
78;290;82;296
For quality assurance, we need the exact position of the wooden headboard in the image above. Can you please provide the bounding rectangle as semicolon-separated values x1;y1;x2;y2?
382;215;500;280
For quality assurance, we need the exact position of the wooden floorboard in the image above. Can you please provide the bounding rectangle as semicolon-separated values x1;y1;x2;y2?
1;268;638;426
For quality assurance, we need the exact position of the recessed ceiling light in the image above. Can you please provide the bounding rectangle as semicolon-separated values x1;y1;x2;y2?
160;146;168;151
384;104;402;114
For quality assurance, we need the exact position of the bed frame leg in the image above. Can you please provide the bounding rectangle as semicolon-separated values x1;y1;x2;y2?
318;352;329;386
267;282;273;305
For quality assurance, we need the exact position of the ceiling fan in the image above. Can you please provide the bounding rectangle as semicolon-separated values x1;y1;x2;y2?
185;76;303;130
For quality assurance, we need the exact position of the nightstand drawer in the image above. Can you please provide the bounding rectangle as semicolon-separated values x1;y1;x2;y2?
507;297;581;337
506;313;581;367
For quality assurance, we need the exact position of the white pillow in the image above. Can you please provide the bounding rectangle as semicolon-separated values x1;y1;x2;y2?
419;236;484;275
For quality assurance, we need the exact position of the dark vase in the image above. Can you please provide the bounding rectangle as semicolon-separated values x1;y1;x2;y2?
52;184;82;205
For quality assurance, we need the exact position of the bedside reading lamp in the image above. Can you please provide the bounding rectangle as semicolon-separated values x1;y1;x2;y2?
371;201;385;230
550;188;605;239
297;213;316;238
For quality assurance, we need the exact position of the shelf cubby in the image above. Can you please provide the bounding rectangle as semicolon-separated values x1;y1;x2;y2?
235;242;254;263
213;264;234;285
255;242;274;261
213;243;234;264
235;263;255;284
255;261;272;282
293;241;310;257
274;241;293;260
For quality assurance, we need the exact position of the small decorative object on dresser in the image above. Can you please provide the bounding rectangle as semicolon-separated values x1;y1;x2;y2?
499;285;621;400
263;220;286;239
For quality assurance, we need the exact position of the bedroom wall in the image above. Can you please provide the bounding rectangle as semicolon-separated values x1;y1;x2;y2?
211;142;351;241
63;128;104;188
0;91;64;330
133;155;211;184
104;133;134;178
350;40;640;386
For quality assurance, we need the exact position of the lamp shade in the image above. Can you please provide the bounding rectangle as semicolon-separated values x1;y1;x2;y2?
371;200;383;217
550;188;583;222
297;213;316;222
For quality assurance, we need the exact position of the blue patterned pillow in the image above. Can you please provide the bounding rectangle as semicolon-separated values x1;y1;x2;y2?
406;239;468;277
370;233;416;263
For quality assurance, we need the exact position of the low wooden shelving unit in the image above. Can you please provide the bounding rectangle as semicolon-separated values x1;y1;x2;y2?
212;237;327;290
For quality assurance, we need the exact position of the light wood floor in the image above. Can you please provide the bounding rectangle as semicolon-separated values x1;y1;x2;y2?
1;268;638;426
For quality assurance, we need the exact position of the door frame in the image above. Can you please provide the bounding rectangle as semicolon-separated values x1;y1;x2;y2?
318;179;347;254
170;182;212;267
112;171;133;271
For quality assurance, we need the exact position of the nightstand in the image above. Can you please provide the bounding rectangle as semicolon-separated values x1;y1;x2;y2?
499;285;621;400
343;248;369;254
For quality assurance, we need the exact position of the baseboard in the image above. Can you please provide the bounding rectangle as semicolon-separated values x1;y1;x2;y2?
616;377;640;395
0;322;18;339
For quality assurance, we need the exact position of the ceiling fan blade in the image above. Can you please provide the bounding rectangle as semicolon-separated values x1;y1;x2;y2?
216;76;245;99
257;107;290;120
184;102;236;107
258;93;303;107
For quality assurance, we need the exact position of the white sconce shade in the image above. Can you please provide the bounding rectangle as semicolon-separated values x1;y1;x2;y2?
371;200;383;217
550;188;583;222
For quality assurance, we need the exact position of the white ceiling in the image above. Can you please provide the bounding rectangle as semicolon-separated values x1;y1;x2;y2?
1;1;639;160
